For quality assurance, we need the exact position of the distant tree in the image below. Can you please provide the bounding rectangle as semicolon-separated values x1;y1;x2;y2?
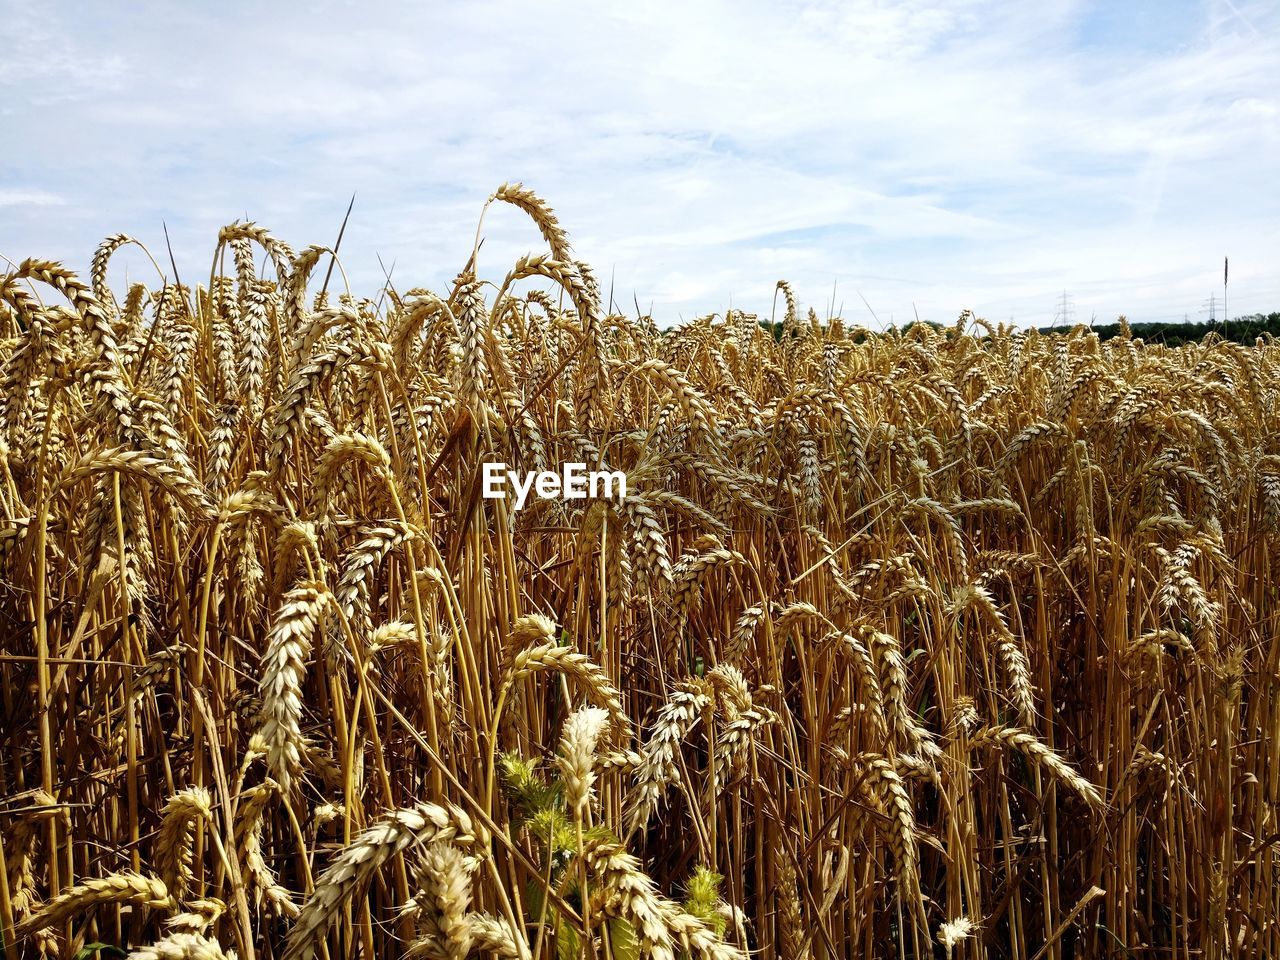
1038;313;1280;346
753;311;1280;346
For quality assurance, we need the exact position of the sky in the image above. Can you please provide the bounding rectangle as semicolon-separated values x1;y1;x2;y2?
1;0;1277;329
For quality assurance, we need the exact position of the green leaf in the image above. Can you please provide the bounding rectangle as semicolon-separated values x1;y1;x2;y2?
556;919;581;960
605;918;640;960
75;945;127;960
524;879;546;922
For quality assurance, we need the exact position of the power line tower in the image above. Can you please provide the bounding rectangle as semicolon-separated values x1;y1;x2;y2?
1054;289;1075;327
1201;292;1217;324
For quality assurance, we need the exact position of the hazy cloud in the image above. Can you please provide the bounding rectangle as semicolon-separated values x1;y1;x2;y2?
0;189;67;208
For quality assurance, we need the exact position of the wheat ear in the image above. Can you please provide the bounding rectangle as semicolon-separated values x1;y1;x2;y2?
558;705;613;820
969;725;1105;812
127;932;237;960
281;802;474;960
154;786;213;902
577;833;677;960
626;684;712;836
15;872;175;939
850;753;928;934
258;584;329;792
502;640;629;737
412;842;473;960
234;779;298;918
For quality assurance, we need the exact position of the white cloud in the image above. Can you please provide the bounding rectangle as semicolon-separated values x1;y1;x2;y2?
0;189;66;208
0;0;1277;326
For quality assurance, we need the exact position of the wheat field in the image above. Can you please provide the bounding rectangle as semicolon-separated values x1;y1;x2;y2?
0;186;1276;960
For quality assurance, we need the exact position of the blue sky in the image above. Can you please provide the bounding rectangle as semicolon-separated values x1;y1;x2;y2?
1;0;1277;327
